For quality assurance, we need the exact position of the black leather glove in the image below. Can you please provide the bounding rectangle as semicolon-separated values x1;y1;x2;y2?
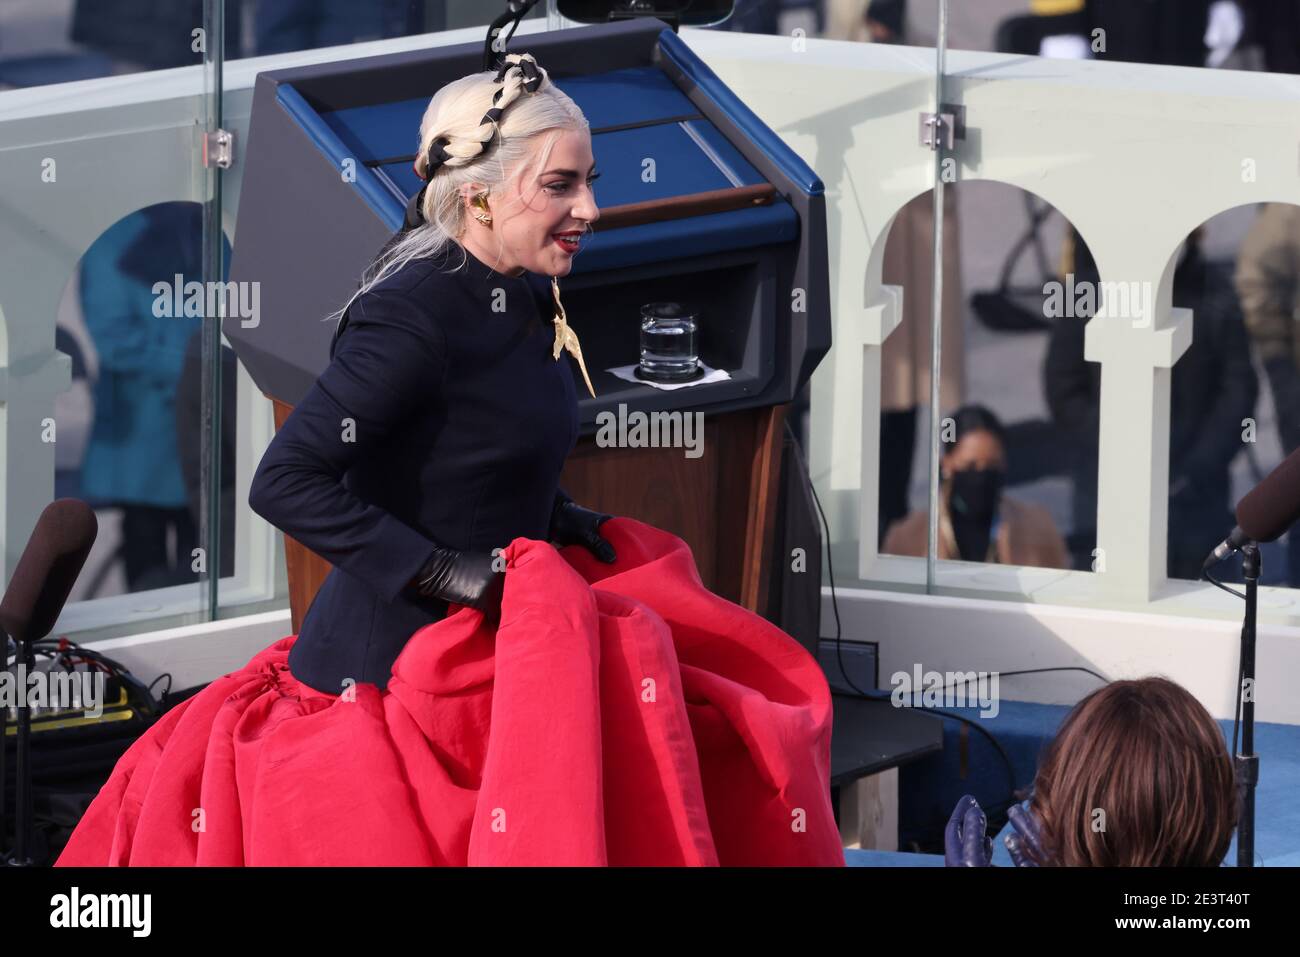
548;492;616;564
406;543;505;618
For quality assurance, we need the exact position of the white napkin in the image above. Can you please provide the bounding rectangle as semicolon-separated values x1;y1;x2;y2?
607;361;730;392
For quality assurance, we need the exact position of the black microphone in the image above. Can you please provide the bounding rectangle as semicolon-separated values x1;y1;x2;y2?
1203;446;1300;569
0;498;98;642
0;498;97;866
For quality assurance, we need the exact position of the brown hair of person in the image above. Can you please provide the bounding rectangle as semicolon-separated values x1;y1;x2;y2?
1026;677;1237;866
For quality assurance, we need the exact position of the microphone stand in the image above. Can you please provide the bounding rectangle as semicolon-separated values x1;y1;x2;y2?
1;629;36;866
0;634;7;862
1236;544;1260;868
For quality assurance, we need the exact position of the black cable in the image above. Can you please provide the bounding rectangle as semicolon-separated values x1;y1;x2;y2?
781;419;1024;815
1200;556;1248;762
781;418;1121;837
1204;564;1245;600
1233;648;1244;762
147;673;174;702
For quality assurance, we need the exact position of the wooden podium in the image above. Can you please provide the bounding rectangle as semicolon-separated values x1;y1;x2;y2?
558;403;788;613
272;396;788;635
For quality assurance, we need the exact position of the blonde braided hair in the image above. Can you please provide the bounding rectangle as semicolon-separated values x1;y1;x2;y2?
324;52;589;326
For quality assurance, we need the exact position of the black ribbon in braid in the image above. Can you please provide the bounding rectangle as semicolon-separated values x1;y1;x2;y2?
403;55;544;232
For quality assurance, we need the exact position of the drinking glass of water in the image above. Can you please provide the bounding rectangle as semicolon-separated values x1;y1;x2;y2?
639;302;699;382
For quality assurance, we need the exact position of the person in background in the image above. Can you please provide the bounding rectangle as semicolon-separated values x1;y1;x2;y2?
1157;228;1258;581
253;0;422;55
70;0;244;69
825;0;904;42
882;404;1068;568
1235;0;1300;73
996;0;1229;66
946;676;1238;866
1235;203;1300;586
78;204;204;591
1082;0;1222;67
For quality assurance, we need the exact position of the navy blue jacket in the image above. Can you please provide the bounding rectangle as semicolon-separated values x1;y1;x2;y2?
249;244;579;694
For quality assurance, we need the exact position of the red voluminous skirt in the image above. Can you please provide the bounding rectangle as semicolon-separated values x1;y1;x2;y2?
55;517;844;866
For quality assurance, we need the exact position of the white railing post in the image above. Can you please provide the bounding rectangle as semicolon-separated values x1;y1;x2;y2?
859;284;904;576
1085;253;1192;600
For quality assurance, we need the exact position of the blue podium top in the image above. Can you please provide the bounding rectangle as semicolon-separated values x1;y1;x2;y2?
277;55;806;273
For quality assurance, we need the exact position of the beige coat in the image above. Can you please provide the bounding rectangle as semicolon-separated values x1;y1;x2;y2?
824;0;874;42
1235;202;1300;371
882;494;1070;569
879;189;966;413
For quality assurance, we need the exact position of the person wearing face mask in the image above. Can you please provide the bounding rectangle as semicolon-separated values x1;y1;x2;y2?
882;404;1069;568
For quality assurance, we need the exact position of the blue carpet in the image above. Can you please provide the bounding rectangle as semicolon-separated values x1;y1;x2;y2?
844;701;1299;867
845;848;944;866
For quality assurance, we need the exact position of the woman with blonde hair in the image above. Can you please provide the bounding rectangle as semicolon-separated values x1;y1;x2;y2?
55;52;844;868
262;51;613;696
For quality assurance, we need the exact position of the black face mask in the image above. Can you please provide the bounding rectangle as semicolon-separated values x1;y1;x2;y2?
947;468;1005;561
949;468;1005;519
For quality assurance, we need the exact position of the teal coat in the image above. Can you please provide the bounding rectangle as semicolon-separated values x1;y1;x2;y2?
78;208;208;507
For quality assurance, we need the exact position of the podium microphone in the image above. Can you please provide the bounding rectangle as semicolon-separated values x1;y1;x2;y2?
1203;445;1300;569
1200;445;1300;867
0;499;98;866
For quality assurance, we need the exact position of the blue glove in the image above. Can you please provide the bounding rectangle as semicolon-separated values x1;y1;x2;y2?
944;794;993;866
1004;802;1046;867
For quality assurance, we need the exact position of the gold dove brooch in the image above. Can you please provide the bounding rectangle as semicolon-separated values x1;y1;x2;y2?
550;275;596;398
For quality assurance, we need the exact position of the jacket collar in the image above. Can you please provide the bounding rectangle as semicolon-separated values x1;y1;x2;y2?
440;243;556;320
453;242;525;283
